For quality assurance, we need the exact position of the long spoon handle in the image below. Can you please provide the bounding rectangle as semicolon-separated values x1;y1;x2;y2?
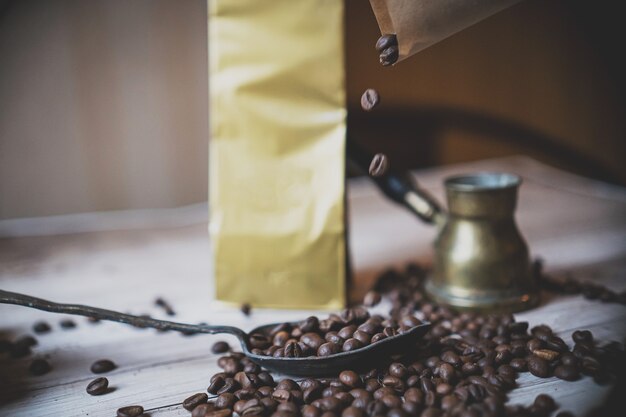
0;289;247;341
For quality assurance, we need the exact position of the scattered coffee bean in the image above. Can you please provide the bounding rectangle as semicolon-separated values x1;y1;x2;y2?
91;359;116;374
29;358;51;376
360;89;380;111
183;392;209;411
527;356;551;378
116;405;144;417
533;394;557;412
33;321;51;334
212;341;230;354
86;377;109;395
554;364;579;381
241;303;252;316
368;153;389;178
59;319;76;329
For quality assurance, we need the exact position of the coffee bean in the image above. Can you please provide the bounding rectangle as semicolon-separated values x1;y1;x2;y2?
554;364;580;381
29;359;51;376
379;46;399;66
59;319;76;329
339;370;361;388
533;394;557;412
533;349;560;361
212;341;230;354
368;153;389;178
86;377;109;396
33;321;51;334
363;291;382;307
239;303;252;316
207;408;233;417
375;34;397;52
338;325;357;340
360;89;380;112
91;359;116;374
342;338;364;352
527;356;551;378
191;404;216;417
318;342;340;357
116;405;144;417
572;330;593;344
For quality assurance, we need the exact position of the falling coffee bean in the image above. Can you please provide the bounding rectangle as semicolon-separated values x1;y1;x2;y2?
116;405;144;417
369;153;389;178
29;358;51;376
86;377;109;396
360;88;380;111
91;359;117;374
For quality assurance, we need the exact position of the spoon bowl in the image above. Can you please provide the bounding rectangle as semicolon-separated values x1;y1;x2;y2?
0;289;430;376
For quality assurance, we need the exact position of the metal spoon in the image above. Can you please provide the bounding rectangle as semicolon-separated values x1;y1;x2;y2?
0;289;431;376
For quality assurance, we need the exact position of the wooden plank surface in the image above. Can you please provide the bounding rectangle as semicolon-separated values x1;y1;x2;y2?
1;156;625;416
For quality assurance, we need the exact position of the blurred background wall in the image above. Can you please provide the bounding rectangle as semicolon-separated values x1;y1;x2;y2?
1;0;625;220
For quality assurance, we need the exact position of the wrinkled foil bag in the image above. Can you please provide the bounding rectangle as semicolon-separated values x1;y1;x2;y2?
208;1;347;309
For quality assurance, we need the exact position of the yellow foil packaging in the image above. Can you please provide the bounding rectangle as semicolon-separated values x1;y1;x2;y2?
208;1;347;309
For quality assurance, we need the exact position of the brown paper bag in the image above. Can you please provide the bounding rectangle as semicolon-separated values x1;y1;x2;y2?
370;0;521;62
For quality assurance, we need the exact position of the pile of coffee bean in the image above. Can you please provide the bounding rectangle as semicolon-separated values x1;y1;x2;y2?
247;307;423;358
376;34;399;66
178;262;624;417
533;259;626;305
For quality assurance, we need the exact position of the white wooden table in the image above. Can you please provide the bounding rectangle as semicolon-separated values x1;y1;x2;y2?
1;156;625;416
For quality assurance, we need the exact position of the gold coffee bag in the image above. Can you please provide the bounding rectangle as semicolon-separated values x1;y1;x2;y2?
208;1;347;309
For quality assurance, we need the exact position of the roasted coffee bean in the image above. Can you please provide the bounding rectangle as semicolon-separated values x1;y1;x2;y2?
183;393;209;411
318;342;340;356
212;341;230;354
369;153;388;177
339;370;361;388
277;401;299;414
554;364;579;381
300;316;319;333
546;336;568;352
303;405;323;417
86;377;109;396
217;378;238;394
420;407;442;417
527;338;544;352
59;318;76;329
338;325;357;340
33;321;51;334
90;359;116;374
581;356;602;375
116;405;144;417
375;34;397;52
527;356;551;378
531;325;553;341
360;89;380;112
371;333;386;343
214;392;236;408
284;340;302;358
351;330;370;345
533;349;560;361
572;330;593;344
208;376;225;394
273;331;290;347
276;379;299;391
379;46;399;66
206;408;232;417
240;303;251;316
342;406;364;417
342;338;364;352
29;358;51;376
533;394;557;412
363;291;382;307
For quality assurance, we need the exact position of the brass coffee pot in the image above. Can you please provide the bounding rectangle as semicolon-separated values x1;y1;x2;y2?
348;140;539;312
